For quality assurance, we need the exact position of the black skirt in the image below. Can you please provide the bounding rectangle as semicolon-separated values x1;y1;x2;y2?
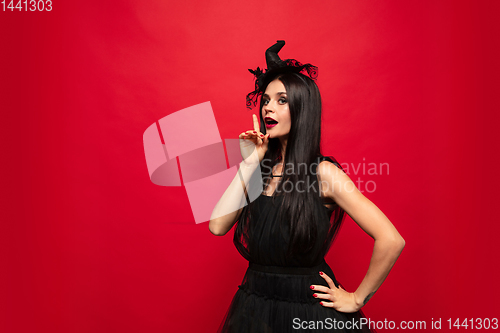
217;260;376;333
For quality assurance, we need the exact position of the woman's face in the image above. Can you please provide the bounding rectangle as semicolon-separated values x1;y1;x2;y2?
262;78;291;139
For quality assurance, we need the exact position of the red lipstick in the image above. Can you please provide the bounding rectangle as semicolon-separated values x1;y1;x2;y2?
265;117;278;129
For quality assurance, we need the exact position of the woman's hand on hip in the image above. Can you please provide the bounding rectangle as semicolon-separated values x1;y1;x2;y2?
311;271;363;313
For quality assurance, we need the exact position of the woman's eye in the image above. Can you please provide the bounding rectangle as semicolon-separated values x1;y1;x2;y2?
279;98;287;104
263;99;269;105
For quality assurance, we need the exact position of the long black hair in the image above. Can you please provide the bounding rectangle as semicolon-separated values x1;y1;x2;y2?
234;71;345;259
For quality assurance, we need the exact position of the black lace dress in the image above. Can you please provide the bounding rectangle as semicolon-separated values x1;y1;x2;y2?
217;156;376;333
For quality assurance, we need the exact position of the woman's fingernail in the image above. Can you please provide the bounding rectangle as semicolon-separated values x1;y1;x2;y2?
320;302;323;305
313;294;317;297
319;271;324;275
310;286;314;290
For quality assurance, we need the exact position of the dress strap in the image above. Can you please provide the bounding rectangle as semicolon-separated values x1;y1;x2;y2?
317;154;345;172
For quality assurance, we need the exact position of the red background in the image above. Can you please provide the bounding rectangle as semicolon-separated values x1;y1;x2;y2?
1;0;499;332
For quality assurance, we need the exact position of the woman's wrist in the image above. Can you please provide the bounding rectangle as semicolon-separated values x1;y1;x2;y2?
238;160;260;182
240;159;260;170
353;291;365;310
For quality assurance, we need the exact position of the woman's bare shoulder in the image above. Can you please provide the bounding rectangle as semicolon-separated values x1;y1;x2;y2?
316;157;344;178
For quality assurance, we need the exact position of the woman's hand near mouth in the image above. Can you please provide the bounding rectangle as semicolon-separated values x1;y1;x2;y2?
239;114;270;165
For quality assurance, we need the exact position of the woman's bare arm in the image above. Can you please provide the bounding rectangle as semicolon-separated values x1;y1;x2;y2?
208;161;258;236
317;160;405;309
209;114;270;236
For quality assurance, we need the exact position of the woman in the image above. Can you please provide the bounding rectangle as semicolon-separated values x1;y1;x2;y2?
209;40;405;332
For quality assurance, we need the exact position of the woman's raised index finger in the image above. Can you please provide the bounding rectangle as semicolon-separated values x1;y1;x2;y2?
253;114;260;132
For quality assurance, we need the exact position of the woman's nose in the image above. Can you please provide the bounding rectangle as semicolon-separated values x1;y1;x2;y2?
264;103;275;113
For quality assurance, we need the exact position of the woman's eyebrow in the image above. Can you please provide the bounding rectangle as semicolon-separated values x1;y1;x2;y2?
263;92;287;98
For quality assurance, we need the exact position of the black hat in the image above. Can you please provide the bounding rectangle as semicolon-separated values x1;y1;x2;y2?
246;40;318;109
